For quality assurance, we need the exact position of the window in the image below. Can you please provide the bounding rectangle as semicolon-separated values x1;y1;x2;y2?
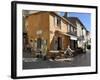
54;16;61;29
71;26;73;32
67;24;70;32
74;28;77;34
53;16;56;26
56;17;61;28
57;17;61;26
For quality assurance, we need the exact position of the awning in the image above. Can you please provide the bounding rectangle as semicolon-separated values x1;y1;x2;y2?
55;31;77;40
61;32;70;36
70;36;77;40
56;31;70;37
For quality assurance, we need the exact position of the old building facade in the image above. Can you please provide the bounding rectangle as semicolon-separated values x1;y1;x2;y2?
67;17;89;49
23;11;77;56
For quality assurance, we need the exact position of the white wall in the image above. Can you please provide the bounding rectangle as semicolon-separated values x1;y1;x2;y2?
0;0;99;80
77;21;83;47
77;22;82;37
82;28;87;42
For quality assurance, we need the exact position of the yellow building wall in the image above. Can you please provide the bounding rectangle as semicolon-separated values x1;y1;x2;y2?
26;12;50;49
25;12;70;53
49;13;70;50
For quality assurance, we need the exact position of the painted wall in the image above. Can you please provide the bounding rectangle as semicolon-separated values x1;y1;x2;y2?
25;12;71;52
26;12;50;49
49;13;70;50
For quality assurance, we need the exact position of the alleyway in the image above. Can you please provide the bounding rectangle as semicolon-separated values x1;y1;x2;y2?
23;50;91;69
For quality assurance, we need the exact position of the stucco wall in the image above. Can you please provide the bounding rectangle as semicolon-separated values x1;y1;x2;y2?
26;12;50;49
49;13;70;50
25;12;71;52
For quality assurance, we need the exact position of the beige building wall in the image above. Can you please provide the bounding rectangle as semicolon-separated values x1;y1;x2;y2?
49;13;70;50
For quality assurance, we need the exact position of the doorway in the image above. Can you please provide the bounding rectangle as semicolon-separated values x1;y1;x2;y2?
57;37;62;50
37;38;42;49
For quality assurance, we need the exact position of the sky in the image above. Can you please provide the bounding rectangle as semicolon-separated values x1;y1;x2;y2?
58;12;91;31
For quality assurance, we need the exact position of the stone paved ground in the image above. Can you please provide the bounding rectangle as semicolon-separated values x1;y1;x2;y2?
23;50;91;69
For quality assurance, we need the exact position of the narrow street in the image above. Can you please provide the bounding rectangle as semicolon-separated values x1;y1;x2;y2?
23;50;91;69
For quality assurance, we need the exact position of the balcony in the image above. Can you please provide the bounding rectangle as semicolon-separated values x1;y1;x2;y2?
77;36;84;41
67;31;77;37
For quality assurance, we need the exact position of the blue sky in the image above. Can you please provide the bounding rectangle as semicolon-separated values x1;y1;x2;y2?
58;12;91;31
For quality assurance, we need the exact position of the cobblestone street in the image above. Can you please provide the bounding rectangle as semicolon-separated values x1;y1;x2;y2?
23;50;91;69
